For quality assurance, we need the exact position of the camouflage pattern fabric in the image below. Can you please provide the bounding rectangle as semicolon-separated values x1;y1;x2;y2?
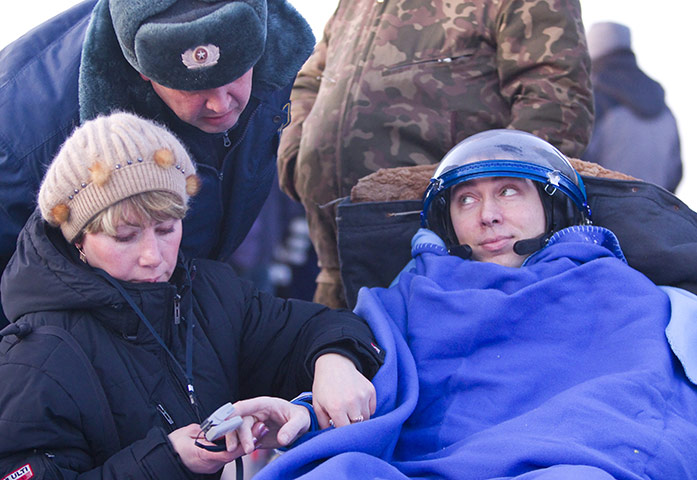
278;0;594;307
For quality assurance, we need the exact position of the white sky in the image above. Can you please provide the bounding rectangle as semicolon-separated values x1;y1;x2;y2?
2;0;694;210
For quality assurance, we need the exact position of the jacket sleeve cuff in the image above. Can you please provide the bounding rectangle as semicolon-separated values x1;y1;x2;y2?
308;336;385;381
129;427;192;479
277;392;321;452
290;392;319;432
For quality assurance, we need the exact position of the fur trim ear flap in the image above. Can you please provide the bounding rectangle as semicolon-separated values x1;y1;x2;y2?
51;204;70;225
186;174;202;196
154;148;176;168
79;0;160;122
89;161;112;186
253;0;315;89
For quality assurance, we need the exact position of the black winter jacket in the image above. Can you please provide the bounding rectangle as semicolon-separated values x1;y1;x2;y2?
0;211;383;479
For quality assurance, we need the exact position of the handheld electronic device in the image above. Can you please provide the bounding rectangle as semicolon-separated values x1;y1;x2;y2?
196;402;243;452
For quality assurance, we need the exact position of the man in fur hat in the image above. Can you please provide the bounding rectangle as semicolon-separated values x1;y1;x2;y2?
0;0;315;327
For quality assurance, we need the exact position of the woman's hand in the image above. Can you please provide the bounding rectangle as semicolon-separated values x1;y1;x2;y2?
227;396;312;454
168;423;242;474
312;353;376;429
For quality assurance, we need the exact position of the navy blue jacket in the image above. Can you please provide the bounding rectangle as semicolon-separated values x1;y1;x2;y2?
0;0;314;327
0;210;383;479
583;50;682;192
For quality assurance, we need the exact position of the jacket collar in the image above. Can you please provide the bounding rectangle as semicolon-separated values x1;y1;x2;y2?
1;209;192;343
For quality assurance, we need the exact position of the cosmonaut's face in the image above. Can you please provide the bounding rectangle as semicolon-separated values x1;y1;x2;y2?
449;176;546;267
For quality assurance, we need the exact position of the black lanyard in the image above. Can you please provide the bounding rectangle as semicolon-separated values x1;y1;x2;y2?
98;270;246;480
96;270;199;413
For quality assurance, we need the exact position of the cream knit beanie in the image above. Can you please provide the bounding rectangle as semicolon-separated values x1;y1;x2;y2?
39;112;200;242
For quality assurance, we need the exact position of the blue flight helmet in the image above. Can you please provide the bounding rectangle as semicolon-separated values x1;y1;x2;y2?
422;129;592;258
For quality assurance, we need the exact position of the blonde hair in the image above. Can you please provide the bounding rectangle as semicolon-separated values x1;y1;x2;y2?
80;190;187;238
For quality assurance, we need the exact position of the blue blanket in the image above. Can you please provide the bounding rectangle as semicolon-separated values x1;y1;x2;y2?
255;227;697;479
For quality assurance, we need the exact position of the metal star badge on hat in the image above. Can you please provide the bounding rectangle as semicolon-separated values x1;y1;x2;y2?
181;44;221;70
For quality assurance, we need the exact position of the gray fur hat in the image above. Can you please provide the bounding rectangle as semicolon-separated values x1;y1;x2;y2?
109;0;266;90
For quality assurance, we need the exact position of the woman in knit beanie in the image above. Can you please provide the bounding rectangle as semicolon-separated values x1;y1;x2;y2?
0;112;383;479
38;111;201;281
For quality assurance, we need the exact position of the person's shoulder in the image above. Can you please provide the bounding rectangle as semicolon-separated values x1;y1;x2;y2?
251;81;293;109
0;2;92;160
191;258;237;276
0;1;94;86
190;259;247;292
0;313;86;370
188;259;265;320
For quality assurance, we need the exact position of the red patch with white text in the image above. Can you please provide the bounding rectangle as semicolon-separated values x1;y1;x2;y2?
2;464;33;480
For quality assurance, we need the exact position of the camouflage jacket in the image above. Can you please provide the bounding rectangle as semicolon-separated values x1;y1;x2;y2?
278;0;594;203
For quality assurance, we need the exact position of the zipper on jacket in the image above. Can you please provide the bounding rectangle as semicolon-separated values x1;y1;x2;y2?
222;130;231;148
383;54;473;75
164;352;202;422
173;294;181;325
227;102;260;153
166;287;201;420
156;403;175;429
41;452;61;476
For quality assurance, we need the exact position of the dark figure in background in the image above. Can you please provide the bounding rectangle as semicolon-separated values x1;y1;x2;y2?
583;21;682;192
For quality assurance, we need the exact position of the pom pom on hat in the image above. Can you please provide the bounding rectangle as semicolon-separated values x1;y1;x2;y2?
38;112;199;242
89;161;112;186
186;174;202;197
154;148;176;168
50;204;70;225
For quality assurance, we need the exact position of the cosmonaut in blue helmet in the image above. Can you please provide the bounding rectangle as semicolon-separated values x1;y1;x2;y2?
422;129;592;265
